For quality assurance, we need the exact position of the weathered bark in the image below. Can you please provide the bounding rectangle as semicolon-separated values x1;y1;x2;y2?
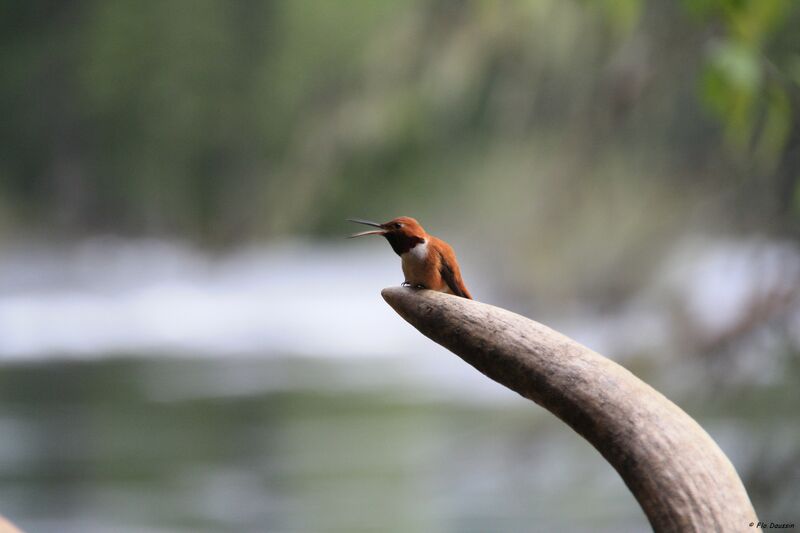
382;287;757;532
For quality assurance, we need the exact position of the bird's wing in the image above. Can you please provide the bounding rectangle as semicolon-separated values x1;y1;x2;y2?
438;248;473;300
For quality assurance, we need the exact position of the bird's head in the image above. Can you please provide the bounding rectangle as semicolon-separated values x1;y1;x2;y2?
347;216;427;255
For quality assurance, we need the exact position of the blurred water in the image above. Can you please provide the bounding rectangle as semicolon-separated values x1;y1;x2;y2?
0;239;436;360
0;238;798;531
3;237;798;364
0;358;649;533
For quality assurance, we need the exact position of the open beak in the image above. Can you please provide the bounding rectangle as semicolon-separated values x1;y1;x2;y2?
347;218;385;238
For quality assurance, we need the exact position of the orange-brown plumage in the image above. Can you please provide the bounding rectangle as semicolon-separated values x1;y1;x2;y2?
348;216;472;299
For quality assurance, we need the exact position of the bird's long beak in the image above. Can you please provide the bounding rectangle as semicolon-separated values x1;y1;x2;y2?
347;218;385;238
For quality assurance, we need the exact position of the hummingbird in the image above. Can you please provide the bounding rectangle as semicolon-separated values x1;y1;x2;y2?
347;216;473;299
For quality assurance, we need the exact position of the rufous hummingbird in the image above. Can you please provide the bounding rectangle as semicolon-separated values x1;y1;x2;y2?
347;216;473;299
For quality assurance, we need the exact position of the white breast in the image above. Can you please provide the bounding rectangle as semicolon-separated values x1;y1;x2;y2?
404;239;428;262
400;239;430;286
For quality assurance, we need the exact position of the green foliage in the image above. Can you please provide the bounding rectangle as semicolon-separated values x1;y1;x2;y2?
687;0;800;220
1;0;799;240
694;0;797;167
593;0;642;37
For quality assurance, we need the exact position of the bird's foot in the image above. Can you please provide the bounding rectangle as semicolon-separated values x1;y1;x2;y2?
413;284;427;290
401;281;411;287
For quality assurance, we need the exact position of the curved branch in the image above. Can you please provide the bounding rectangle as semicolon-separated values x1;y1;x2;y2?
382;287;757;532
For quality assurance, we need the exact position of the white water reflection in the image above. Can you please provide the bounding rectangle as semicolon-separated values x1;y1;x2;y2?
2;236;799;370
0;239;439;360
0;238;523;404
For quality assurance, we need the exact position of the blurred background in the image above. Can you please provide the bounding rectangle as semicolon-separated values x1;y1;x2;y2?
1;0;799;531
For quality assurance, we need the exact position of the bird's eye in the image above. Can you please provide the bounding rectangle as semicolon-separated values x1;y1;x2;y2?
395;223;402;229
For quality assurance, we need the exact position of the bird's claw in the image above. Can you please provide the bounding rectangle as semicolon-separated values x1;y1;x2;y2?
401;281;411;287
